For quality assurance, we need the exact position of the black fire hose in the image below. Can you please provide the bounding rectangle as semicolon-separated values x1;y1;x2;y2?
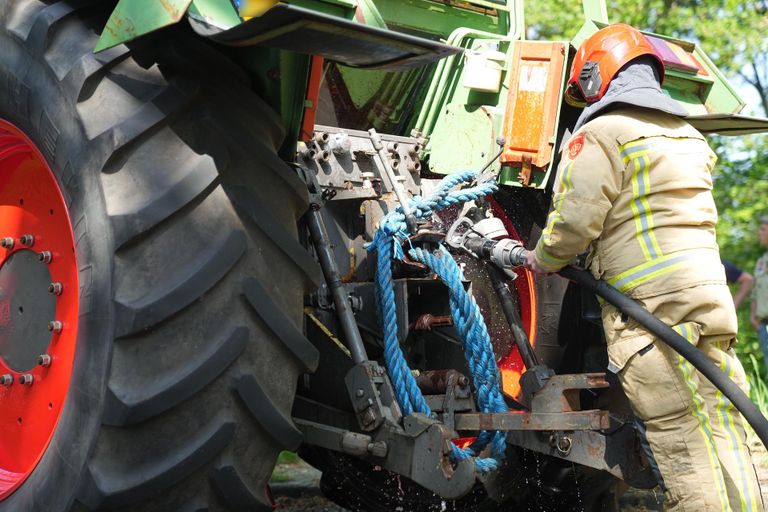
558;265;768;449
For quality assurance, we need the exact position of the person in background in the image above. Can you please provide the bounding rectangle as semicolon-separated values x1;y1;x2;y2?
750;216;768;371
723;259;753;309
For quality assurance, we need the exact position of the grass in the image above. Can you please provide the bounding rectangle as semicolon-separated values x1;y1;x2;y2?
276;451;300;465
270;451;302;483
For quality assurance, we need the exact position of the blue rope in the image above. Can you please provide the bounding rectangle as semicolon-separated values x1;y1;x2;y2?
368;171;507;472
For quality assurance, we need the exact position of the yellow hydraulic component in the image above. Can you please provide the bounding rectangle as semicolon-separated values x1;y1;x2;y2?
239;0;280;18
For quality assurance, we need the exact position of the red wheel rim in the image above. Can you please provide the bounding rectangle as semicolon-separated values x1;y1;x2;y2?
0;119;79;500
489;199;537;401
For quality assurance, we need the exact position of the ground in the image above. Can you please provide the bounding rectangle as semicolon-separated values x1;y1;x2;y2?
270;441;768;511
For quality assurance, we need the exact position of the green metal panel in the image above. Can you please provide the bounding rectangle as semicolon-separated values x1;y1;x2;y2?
274;0;355;18
95;0;194;52
188;0;242;29
233;46;312;159
427;102;502;175
424;36;509;175
376;0;507;39
581;0;608;24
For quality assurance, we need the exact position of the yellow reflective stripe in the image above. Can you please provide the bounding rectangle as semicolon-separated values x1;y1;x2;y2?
628;157;649;260
674;323;732;512
607;251;700;292
541;161;575;247
715;353;761;511
535;243;570;268
624;146;662;261
637;154;663;258
619;139;650;164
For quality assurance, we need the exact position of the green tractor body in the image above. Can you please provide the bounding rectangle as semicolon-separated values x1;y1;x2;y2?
0;0;764;510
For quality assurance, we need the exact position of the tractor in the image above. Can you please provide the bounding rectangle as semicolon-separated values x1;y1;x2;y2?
0;0;765;510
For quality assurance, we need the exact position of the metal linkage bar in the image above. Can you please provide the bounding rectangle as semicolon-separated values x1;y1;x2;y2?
454;410;610;432
306;206;368;364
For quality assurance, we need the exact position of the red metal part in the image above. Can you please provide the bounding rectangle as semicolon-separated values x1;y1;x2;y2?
300;55;325;141
488;198;537;401
0;120;79;500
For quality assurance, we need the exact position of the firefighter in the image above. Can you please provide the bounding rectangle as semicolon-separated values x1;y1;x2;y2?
522;24;763;511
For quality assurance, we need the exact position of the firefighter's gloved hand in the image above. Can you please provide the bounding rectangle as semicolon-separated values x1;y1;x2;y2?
523;250;549;275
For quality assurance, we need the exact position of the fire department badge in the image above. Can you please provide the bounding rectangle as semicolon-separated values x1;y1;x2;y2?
568;133;585;159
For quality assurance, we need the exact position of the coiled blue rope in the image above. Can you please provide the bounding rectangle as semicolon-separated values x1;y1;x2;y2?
368;171;507;472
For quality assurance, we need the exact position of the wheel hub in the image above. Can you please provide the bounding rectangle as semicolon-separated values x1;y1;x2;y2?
0;120;79;501
0;249;56;372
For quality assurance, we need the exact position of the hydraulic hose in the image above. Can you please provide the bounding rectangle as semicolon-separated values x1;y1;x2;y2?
487;264;540;369
558;265;768;449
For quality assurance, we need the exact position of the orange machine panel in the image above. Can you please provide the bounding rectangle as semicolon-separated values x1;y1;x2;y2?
501;41;567;170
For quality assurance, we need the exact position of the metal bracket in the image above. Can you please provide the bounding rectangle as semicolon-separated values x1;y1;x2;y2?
451;373;611;432
296;413;477;499
506;424;657;489
530;372;609;413
345;361;402;431
304;362;481;499
417;369;475;432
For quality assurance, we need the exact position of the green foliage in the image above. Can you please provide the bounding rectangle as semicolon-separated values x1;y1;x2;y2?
745;354;768;414
711;133;768;373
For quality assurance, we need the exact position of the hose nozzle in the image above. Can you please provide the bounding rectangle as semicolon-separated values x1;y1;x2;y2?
464;237;527;268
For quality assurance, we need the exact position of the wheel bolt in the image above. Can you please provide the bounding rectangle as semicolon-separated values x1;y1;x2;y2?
1;237;14;249
0;374;12;386
48;282;63;295
20;234;35;246
48;320;63;333
38;251;52;263
19;374;34;386
37;354;52;367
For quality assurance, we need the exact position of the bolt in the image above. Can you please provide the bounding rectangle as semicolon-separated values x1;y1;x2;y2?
361;172;375;189
19;374;34;386
356;388;365;398
409;143;422;156
1;237;14;249
1;374;12;386
391;159;400;169
20;234;34;247
367;441;388;458
457;375;469;387
37;354;52;367
38;251;52;263
48;282;63;295
301;148;317;161
386;141;399;153
47;320;63;333
313;132;330;145
407;161;421;173
314;150;331;163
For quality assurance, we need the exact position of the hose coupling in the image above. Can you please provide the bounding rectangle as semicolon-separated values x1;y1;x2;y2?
464;237;526;268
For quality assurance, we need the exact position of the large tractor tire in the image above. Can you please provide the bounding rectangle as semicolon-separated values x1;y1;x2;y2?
0;1;319;510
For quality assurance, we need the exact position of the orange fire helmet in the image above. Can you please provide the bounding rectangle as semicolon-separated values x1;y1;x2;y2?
565;24;665;108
